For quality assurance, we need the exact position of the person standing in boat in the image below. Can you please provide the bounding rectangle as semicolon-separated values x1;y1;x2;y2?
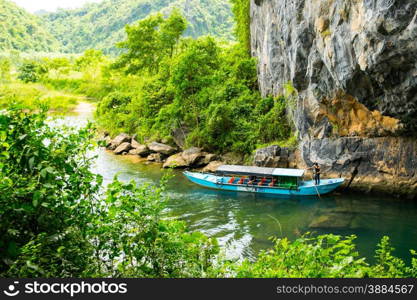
308;162;321;185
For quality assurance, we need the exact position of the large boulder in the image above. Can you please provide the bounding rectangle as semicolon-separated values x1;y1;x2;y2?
114;142;132;155
163;148;218;169
129;139;151;157
253;145;290;168
163;153;188;168
147;142;177;155
182;147;204;165
147;153;164;163
108;133;131;150
251;0;417;135
202;161;224;173
221;152;244;165
251;0;417;196
195;153;218;167
131;138;141;149
129;144;151;157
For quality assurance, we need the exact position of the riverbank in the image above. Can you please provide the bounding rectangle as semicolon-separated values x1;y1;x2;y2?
101;130;417;199
70;95;417;200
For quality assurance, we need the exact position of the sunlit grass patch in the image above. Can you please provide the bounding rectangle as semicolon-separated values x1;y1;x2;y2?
0;81;84;113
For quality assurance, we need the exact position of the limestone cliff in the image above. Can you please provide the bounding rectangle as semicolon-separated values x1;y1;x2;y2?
250;0;417;197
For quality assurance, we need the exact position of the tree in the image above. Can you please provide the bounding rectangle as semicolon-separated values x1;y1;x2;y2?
17;61;48;83
230;0;251;54
75;49;106;81
113;11;187;75
0;58;11;83
170;37;220;145
44;57;71;79
114;14;165;74
171;37;219;99
160;9;187;58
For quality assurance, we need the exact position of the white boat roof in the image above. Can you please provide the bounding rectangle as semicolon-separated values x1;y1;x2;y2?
216;165;305;177
272;168;305;177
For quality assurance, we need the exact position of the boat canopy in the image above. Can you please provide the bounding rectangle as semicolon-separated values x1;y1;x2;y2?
216;165;305;177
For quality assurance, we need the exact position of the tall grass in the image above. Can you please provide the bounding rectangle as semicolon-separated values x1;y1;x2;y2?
0;82;83;113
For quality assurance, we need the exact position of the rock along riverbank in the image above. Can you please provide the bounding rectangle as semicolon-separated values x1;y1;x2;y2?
101;132;417;199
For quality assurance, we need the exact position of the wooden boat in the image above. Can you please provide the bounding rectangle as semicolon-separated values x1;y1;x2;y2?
183;165;344;196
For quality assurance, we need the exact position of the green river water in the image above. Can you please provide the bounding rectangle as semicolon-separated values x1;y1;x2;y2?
59;105;417;262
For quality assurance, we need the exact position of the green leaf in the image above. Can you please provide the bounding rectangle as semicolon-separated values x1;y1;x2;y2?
1;151;10;159
40;168;48;178
32;191;41;207
28;157;35;170
108;206;117;218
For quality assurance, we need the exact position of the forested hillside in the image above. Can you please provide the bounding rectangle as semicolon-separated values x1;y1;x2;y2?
42;0;234;54
0;0;60;52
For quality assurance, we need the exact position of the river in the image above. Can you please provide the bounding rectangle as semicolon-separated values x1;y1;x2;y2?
57;103;417;262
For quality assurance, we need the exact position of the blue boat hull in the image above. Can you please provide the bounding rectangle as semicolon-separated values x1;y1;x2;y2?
183;171;345;196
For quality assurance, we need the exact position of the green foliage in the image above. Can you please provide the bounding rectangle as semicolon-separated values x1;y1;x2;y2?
160;9;188;58
75;50;104;71
370;236;411;278
230;0;251;53
17;61;48;83
0;82;80;113
0;57;11;82
0;0;60;52
97;12;290;154
256;96;291;144
42;0;234;55
98;177;219;277
0;106;101;276
0;106;218;277
43;57;71;79
114;10;186;74
231;234;417;278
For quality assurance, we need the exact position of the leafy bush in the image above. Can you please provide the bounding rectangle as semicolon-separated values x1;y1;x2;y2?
230;0;251;53
231;234;417;278
17;61;48;83
97;178;219;277
0;106;101;276
0;106;219;277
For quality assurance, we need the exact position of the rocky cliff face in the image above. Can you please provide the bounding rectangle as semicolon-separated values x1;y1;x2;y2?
250;0;417;197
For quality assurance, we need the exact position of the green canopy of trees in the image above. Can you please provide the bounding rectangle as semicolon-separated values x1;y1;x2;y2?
42;0;235;55
113;10;186;74
95;10;292;154
0;0;60;52
230;0;251;53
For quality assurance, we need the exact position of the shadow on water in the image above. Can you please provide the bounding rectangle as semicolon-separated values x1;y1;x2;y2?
60;109;417;262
